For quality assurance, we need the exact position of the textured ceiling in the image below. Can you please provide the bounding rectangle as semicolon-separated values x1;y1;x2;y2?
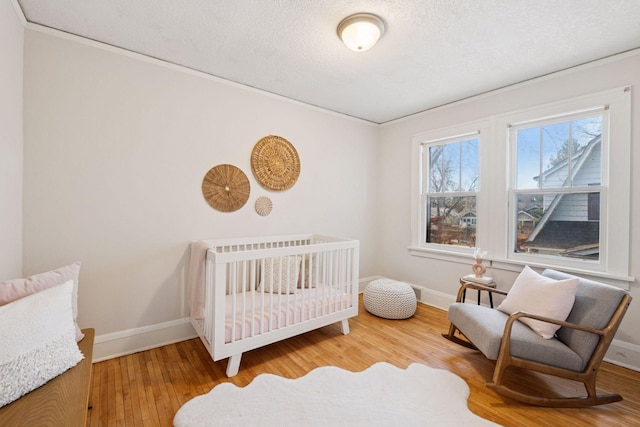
17;0;640;124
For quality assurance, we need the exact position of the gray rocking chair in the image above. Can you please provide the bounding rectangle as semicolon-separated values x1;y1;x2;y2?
443;269;632;407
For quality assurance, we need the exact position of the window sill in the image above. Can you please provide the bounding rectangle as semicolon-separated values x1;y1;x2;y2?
408;245;633;290
408;245;476;265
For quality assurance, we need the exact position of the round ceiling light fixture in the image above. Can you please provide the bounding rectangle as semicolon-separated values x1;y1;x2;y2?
337;13;385;52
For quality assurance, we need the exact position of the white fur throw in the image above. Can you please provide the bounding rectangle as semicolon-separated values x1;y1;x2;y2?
174;362;500;426
0;280;83;408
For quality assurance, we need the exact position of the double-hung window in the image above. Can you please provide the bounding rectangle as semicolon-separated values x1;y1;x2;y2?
411;121;488;255
423;135;479;247
510;112;604;261
500;87;631;280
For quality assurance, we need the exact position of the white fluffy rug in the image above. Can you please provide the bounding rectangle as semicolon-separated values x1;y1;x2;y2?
173;362;501;426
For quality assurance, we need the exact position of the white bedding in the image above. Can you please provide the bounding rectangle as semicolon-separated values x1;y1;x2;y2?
224;284;352;343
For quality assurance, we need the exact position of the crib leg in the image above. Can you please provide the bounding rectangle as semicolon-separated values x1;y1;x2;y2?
226;354;242;377
340;319;350;335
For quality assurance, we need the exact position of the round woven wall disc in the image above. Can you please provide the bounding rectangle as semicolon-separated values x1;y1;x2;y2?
255;196;273;216
251;135;300;191
201;164;250;212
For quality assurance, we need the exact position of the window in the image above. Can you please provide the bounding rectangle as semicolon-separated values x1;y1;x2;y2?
422;135;479;247
411;87;631;285
510;112;603;261
411;121;488;255
499;87;631;280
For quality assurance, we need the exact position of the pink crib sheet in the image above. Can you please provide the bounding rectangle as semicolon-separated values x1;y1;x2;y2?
224;284;352;343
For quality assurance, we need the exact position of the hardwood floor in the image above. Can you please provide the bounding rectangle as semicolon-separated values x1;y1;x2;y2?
88;297;640;426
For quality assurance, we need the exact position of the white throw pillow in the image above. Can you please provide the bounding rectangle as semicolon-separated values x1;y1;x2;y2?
260;256;301;294
0;261;84;342
0;280;84;408
497;265;579;339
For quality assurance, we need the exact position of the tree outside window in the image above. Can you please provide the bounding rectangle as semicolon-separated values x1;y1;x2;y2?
422;137;479;247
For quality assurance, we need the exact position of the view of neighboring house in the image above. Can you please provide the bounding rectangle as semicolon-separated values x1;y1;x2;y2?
517;209;539;232
520;135;601;259
428;203;477;246
459;211;477;226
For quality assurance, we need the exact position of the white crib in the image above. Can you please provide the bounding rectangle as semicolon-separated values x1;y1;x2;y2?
189;234;359;377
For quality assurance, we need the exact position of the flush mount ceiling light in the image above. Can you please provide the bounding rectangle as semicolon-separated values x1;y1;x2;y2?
337;13;385;52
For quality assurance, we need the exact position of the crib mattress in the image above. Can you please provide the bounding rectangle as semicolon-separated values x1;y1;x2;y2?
223;284;352;343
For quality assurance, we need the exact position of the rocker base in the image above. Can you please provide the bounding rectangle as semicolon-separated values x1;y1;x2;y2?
441;333;478;351
486;382;623;408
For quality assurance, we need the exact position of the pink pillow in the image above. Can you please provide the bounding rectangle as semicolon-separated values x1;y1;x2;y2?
0;262;84;341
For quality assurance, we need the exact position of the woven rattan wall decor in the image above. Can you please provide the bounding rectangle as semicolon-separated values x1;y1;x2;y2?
255;196;273;216
201;164;250;212
251;135;300;191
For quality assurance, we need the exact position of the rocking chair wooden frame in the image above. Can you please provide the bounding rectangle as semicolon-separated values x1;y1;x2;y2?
443;274;632;408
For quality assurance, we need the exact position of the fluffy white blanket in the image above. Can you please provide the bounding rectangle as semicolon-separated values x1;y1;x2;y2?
173;362;501;426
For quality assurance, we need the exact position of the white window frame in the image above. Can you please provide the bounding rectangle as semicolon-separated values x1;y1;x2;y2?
409;87;632;287
410;120;491;262
506;108;607;267
494;87;631;283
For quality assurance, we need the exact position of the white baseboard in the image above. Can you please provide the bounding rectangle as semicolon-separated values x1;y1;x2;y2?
93;317;198;362
416;287;456;310
605;339;640;372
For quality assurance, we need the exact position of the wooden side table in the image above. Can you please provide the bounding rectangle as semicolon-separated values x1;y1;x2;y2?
460;277;496;308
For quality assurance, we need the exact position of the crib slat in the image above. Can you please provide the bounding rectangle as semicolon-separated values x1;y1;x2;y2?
250;259;256;339
240;260;247;340
229;262;237;343
307;252;313;322
320;251;326;317
277;256;283;329
260;258;266;335
339;250;344;311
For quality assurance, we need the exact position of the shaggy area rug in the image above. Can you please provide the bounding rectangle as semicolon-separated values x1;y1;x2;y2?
173;362;501;426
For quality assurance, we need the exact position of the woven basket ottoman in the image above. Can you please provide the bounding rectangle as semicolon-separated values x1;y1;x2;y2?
364;279;417;319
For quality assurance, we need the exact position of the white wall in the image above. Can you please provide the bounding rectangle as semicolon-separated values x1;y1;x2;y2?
0;1;24;279
378;51;640;369
22;29;379;358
